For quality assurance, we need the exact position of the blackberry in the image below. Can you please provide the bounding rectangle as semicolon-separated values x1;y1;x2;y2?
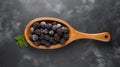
42;29;49;34
63;34;69;40
34;29;41;35
61;27;68;33
44;41;51;47
56;23;62;28
49;30;54;36
52;22;57;25
40;40;46;45
52;25;57;30
56;28;63;36
46;23;52;30
54;33;60;41
30;27;34;33
33;22;40;29
44;35;50;40
60;38;66;44
34;40;41;46
30;34;38;41
39;34;44;40
49;37;55;43
40;21;46;28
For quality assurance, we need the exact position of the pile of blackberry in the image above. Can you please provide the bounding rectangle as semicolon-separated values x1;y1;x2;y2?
29;21;69;47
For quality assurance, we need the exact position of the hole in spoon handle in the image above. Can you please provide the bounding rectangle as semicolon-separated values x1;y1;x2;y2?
79;32;111;42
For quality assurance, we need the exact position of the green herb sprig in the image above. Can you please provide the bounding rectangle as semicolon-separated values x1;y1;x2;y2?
15;35;28;47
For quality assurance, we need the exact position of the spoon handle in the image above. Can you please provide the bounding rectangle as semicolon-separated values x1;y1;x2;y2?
73;31;111;42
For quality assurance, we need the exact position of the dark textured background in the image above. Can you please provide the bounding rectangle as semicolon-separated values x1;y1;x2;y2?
0;0;120;67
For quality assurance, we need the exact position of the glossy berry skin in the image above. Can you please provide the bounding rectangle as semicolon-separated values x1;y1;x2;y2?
52;25;58;30
61;27;68;33
30;27;34;33
49;30;54;36
30;34;38;41
40;21;46;28
56;23;62;28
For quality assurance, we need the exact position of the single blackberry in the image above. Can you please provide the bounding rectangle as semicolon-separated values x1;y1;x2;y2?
30;27;34;33
54;33;60;41
39;34;44;40
34;40;41;46
34;29;41;35
40;40;46;45
33;22;40;29
52;25;58;30
56;28;63;36
61;26;69;33
44;35;50;40
49;30;54;36
30;34;38;41
40;21;46;28
44;41;51;47
46;23;52;30
42;29;49;34
60;38;66;44
49;37;55;43
63;34;69;40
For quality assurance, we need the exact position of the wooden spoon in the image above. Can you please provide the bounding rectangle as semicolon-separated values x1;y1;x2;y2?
24;17;111;49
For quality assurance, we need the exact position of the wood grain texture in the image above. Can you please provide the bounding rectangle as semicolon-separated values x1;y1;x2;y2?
24;17;111;49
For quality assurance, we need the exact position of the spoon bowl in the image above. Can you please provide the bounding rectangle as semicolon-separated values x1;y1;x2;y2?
24;17;111;49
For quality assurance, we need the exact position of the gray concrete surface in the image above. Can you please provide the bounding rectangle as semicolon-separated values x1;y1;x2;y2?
0;0;120;67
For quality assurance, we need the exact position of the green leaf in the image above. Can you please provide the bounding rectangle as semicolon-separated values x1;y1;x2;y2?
15;35;28;48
